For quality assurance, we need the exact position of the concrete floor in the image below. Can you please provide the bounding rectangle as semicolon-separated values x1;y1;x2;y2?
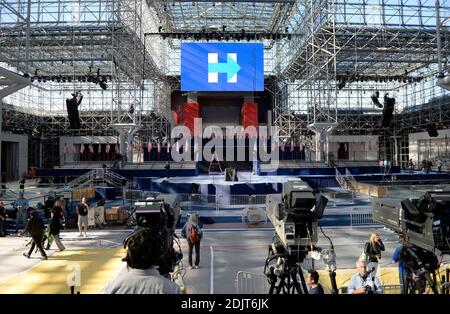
3;225;441;294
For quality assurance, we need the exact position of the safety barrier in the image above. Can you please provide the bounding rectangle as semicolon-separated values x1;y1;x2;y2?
175;193;267;209
235;271;270;294
350;208;375;228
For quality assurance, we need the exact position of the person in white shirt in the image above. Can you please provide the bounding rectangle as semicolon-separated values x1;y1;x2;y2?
347;260;383;294
101;228;181;294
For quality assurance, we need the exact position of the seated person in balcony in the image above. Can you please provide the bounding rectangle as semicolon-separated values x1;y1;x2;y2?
348;260;383;294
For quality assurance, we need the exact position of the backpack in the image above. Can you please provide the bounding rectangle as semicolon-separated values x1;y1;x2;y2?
189;225;200;244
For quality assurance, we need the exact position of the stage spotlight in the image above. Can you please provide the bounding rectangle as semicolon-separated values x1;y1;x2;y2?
37;76;42;83
99;81;107;90
128;103;134;114
30;76;35;82
62;76;66;82
68;77;72;82
158;26;163;32
43;77;47;83
57;76;61;83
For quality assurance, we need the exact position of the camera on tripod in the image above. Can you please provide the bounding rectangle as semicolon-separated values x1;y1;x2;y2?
373;190;450;294
264;181;334;294
373;191;450;254
131;196;182;275
266;181;328;257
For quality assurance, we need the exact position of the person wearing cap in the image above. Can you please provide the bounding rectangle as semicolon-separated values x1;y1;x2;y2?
23;210;47;260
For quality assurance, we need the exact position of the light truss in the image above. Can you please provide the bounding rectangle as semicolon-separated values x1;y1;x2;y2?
0;0;449;168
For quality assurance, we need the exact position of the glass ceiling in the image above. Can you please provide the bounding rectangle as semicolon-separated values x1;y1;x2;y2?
165;1;292;33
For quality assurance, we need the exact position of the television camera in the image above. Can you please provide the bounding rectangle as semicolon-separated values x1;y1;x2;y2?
264;181;337;294
373;191;450;293
126;195;183;277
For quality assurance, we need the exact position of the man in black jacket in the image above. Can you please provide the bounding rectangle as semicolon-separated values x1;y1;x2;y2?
23;211;48;260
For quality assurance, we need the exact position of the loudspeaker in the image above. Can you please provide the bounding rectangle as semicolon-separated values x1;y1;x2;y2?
66;96;81;129
379;97;395;128
426;124;439;137
371;91;383;108
224;168;237;181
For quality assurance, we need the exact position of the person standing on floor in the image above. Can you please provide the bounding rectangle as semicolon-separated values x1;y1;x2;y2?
19;176;26;194
437;159;443;173
77;197;89;237
0;201;8;237
408;159;415;174
364;233;385;276
392;234;408;294
47;201;65;251
181;213;203;270
1;172;7;197
14;193;29;233
23;211;47;260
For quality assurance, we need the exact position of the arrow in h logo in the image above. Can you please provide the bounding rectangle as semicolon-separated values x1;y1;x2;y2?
208;53;241;83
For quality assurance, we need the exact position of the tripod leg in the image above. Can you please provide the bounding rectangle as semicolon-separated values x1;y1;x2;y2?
275;272;286;294
424;272;439;294
329;271;339;294
297;264;308;294
290;269;302;294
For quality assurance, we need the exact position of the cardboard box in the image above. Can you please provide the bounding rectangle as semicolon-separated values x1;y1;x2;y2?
105;213;118;222
105;207;120;215
118;210;128;222
72;187;95;200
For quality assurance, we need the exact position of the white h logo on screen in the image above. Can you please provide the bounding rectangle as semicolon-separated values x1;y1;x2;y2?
208;53;239;83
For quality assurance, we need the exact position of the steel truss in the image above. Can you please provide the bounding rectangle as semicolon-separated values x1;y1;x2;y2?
0;0;449;168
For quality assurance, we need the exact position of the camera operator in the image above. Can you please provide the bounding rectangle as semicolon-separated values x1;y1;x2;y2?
392;234;408;294
348;260;383;294
14;193;29;233
101;228;181;294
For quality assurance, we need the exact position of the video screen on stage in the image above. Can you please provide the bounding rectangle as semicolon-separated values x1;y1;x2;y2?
181;43;264;92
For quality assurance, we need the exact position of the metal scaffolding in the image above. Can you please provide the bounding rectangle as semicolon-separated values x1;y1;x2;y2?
0;0;449;168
